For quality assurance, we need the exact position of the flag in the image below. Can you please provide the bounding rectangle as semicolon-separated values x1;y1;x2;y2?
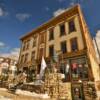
40;56;47;79
65;64;70;73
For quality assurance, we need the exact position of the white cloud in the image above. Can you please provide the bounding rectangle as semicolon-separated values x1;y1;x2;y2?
53;8;66;17
0;41;20;60
16;13;31;22
10;48;20;56
0;7;8;17
9;48;20;60
0;47;20;60
45;7;50;11
95;31;100;51
93;30;100;63
70;2;75;6
0;42;5;47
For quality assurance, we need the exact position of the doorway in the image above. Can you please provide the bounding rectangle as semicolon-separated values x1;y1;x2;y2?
72;83;84;100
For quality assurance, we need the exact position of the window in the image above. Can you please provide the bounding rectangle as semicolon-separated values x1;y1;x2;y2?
33;35;37;47
24;53;29;62
39;48;44;59
31;51;35;61
26;40;30;50
71;38;78;51
22;42;26;51
49;28;54;41
69;20;76;33
72;84;84;100
21;55;24;63
61;41;67;53
40;34;45;44
60;24;66;36
33;38;36;47
59;60;70;82
49;45;54;57
71;57;88;80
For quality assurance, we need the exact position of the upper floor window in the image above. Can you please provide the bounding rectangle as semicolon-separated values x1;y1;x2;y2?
60;24;66;36
68;19;76;33
40;34;45;44
61;41;67;54
24;53;29;62
22;44;25;51
21;55;24;63
49;45;54;57
39;48;44;59
70;37;78;52
26;40;30;50
31;51;35;61
33;38;37;48
49;28;54;41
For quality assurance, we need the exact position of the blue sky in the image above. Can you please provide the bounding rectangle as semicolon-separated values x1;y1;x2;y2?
0;0;100;56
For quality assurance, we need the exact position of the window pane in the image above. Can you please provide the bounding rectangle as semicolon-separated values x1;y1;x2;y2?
61;41;67;53
49;45;54;57
22;43;25;51
24;53;29;62
25;40;30;50
70;57;88;80
71;38;78;51
40;34;45;44
21;55;24;63
33;38;36;47
49;28;54;40
60;24;66;36
39;48;44;59
31;51;35;61
69;20;76;33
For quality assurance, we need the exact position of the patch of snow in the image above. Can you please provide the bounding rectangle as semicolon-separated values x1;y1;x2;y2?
40;93;50;99
0;95;12;100
15;89;50;99
0;88;8;91
16;89;34;97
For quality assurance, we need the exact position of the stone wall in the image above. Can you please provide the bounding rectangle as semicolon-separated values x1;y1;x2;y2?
44;73;72;100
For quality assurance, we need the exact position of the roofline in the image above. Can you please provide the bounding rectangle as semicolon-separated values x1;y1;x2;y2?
20;4;80;40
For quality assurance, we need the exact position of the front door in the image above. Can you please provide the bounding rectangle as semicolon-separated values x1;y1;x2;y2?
72;83;84;100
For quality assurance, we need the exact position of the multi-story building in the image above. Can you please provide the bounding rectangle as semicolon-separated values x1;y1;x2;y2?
0;57;17;75
18;4;100;100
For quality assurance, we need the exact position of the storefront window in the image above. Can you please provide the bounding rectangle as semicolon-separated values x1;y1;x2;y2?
70;57;88;80
59;61;70;82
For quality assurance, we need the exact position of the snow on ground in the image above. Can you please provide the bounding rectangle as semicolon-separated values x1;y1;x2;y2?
0;88;8;91
0;95;12;100
0;88;12;100
0;87;50;99
16;89;50;99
